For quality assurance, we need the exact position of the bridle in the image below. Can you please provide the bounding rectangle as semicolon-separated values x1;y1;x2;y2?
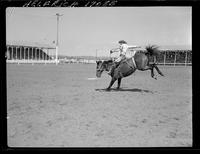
97;60;113;73
96;62;105;72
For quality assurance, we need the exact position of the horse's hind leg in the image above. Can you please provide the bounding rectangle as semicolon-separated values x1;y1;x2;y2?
117;78;122;89
154;65;164;76
106;77;117;91
150;67;157;80
139;65;157;80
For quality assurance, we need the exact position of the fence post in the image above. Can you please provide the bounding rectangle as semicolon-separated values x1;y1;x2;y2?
11;47;13;60
39;48;41;61
16;47;17;60
23;47;25;60
45;49;48;65
174;51;176;66
32;47;34;65
153;56;156;63
28;48;29;62
164;51;166;66
20;46;21;60
35;48;37;60
185;50;188;66
31;48;33;60
41;48;44;61
24;47;26;60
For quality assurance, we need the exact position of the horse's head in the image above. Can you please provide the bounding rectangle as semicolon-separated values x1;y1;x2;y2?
96;60;113;77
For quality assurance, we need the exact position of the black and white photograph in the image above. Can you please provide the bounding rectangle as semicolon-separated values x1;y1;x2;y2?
4;1;193;148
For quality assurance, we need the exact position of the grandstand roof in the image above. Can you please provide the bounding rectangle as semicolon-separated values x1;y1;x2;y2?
6;40;56;49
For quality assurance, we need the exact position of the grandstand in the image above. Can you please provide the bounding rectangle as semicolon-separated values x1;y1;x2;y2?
6;41;56;64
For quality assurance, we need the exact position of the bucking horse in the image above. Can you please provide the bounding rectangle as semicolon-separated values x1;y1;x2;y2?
96;45;164;90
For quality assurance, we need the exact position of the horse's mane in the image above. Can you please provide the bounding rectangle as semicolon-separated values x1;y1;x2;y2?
145;45;160;56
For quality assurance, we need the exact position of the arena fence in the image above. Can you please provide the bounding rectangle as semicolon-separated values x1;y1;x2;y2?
137;50;192;66
6;45;57;64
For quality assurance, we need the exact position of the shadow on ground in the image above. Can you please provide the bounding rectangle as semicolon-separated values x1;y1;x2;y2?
95;88;154;93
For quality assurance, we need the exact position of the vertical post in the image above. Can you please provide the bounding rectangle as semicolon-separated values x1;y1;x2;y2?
35;48;37;60
24;47;25;60
153;56;156;64
28;48;29;61
163;51;166;66
48;50;49;60
56;46;58;64
56;13;63;65
33;48;35;60
46;49;48;64
185;50;188;66
174;51;176;66
15;47;17;60
32;47;34;65
11;47;13;60
36;48;38;60
41;48;44;61
17;47;19;64
56;14;59;65
48;49;50;61
31;48;33;60
39;48;40;61
45;49;47;65
20;46;21;60
14;47;17;60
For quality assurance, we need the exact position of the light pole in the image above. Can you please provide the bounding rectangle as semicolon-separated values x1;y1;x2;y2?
56;13;63;65
96;49;98;61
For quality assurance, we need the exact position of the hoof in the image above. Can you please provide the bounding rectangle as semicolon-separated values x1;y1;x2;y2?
153;77;157;80
159;72;164;76
106;88;111;91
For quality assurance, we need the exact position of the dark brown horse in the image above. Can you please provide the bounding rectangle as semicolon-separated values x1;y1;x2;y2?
96;45;164;90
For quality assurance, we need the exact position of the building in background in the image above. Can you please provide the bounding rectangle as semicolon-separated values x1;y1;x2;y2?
6;41;56;64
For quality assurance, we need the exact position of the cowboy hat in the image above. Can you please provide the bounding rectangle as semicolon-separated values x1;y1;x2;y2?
118;40;127;44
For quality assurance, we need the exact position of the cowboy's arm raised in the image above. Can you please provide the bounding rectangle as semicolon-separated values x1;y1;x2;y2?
127;45;141;49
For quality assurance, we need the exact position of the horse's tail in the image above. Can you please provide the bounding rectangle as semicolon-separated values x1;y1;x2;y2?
145;45;160;57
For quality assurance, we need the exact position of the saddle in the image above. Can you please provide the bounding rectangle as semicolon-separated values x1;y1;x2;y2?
109;57;137;77
120;57;137;69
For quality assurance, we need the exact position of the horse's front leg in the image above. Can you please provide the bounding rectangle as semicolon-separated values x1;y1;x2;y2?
106;77;117;91
117;78;122;89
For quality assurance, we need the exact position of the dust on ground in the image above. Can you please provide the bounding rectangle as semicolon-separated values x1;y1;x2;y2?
6;64;192;147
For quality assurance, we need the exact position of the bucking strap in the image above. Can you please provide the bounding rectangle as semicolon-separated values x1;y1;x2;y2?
131;57;137;68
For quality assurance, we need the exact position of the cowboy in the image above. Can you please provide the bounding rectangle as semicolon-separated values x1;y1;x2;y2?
108;40;141;75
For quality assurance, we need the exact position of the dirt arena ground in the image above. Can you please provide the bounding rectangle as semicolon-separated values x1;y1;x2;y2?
6;63;192;147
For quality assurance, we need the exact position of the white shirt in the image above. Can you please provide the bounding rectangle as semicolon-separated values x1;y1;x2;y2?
119;44;138;57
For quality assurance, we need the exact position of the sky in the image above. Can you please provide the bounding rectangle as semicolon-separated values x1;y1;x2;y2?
6;7;192;56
